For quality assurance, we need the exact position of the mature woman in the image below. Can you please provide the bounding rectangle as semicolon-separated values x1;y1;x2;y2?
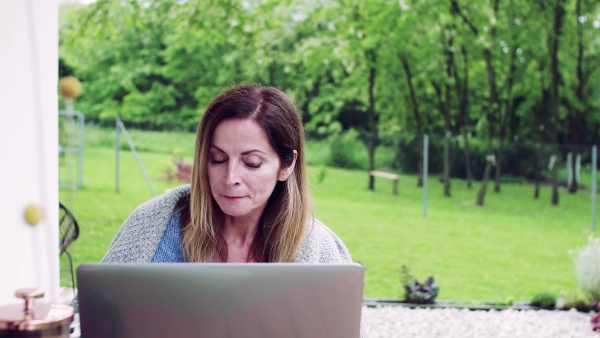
102;84;352;264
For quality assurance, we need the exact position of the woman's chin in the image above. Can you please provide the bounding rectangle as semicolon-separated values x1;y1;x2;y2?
217;204;250;218
217;204;266;222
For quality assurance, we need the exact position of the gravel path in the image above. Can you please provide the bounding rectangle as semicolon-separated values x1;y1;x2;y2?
363;306;598;338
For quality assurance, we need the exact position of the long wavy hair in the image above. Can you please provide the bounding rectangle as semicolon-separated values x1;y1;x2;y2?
179;84;312;262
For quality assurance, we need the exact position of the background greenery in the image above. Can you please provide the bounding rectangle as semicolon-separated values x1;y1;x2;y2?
58;0;600;139
60;125;597;302
58;0;600;206
56;0;600;303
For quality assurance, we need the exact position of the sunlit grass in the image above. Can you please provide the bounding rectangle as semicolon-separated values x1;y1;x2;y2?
311;166;596;302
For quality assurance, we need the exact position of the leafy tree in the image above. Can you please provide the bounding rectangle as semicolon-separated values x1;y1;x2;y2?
58;0;600;207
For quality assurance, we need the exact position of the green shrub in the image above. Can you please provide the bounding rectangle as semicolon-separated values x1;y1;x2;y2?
399;263;415;300
315;165;327;184
570;236;600;302
530;291;557;309
327;130;366;169
559;290;589;311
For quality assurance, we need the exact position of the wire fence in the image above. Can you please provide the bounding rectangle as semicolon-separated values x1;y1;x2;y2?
58;110;84;190
307;129;598;231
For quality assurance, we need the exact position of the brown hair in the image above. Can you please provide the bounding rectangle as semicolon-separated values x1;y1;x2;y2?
179;84;311;262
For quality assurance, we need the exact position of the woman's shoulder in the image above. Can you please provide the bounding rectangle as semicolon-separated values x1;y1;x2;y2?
295;219;353;264
132;185;191;217
102;185;191;263
120;184;190;232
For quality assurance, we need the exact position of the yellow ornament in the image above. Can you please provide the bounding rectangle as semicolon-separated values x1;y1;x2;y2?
24;205;42;225
58;76;83;99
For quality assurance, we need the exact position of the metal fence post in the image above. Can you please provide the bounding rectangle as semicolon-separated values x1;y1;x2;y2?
59;111;85;190
116;115;120;193
592;145;597;232
423;134;429;218
116;117;157;197
78;113;84;188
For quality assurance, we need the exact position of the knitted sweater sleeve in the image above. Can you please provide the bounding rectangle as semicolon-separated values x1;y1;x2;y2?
294;219;353;263
102;185;191;263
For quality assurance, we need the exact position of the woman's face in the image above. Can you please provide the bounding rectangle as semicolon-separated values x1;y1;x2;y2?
207;118;294;222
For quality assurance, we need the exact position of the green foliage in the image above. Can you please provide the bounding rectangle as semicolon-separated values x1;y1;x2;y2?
559;290;589;311
326;130;367;169
160;158;177;182
491;296;514;307
570;236;600;302
315;165;327;184
530;291;557;310
160;147;186;182
399;263;415;300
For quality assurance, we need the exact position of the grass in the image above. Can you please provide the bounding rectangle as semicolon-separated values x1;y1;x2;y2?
311;166;596;302
60;125;598;303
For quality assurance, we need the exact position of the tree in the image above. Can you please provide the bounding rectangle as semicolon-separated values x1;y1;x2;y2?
59;0;600;188
548;0;567;205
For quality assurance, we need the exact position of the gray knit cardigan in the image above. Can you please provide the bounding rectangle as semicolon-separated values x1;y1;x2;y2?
102;185;353;264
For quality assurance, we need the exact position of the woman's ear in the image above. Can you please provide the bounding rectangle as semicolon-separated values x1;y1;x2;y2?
278;150;298;181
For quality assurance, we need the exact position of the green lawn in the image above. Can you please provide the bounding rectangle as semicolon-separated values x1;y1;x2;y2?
60;125;598;303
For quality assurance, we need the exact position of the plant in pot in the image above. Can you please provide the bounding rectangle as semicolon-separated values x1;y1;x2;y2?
399;263;440;304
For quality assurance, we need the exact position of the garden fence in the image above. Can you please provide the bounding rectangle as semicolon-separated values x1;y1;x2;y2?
309;130;598;232
58;110;84;190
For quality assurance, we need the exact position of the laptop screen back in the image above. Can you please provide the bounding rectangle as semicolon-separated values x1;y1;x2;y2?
77;263;363;338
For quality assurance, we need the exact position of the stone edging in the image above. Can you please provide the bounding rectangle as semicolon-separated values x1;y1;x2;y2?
364;298;546;311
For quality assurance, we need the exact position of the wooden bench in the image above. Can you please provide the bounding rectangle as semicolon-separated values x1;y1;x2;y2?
370;170;400;195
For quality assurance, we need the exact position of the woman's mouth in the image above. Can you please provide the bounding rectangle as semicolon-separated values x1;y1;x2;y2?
224;195;245;201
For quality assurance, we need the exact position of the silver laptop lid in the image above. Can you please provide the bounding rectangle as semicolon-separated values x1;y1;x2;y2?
77;263;363;338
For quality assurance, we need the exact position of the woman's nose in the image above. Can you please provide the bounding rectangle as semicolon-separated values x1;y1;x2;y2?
225;162;241;185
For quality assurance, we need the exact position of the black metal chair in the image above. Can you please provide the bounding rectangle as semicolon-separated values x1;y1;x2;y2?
59;202;80;290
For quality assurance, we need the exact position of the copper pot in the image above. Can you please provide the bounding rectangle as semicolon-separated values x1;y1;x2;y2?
0;288;73;338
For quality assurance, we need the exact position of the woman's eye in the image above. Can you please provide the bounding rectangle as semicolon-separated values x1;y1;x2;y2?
210;158;226;164
245;162;262;169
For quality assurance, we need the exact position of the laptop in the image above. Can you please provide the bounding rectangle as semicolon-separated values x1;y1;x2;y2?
76;263;363;338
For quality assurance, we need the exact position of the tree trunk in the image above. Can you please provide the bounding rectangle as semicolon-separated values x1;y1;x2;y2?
457;46;473;189
569;147;580;193
401;56;424;187
450;44;472;189
477;138;495;205
494;139;504;193
550;150;559;205
494;34;518;193
462;128;473;189
476;0;500;206
451;0;499;204
534;144;541;199
535;60;549;199
431;79;452;196
549;0;566;205
443;133;451;196
442;29;454;197
568;0;584;194
367;50;377;191
450;137;459;178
